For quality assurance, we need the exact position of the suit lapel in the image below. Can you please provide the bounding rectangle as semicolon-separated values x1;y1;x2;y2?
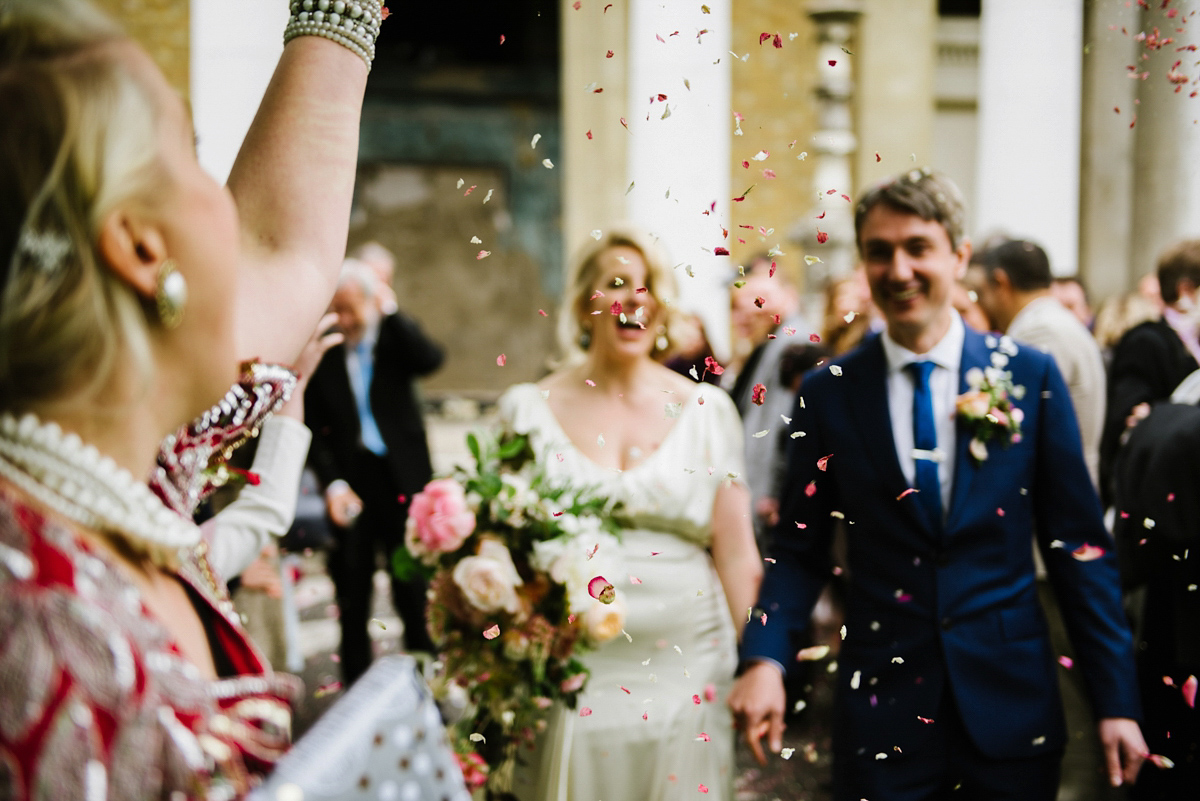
845;337;929;532
946;329;992;531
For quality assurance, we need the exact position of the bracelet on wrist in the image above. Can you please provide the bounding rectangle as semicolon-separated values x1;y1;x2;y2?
284;0;384;70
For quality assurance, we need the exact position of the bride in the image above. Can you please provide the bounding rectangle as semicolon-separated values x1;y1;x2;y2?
0;0;374;795
499;228;763;800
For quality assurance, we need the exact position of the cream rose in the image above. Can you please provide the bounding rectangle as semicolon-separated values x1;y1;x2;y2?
453;538;524;615
582;597;626;644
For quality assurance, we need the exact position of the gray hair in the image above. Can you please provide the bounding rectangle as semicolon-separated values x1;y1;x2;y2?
336;257;378;299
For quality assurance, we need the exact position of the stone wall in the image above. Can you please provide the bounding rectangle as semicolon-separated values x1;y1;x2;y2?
93;0;189;97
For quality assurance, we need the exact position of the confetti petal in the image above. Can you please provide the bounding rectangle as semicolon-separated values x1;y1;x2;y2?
589;576;616;604
496;353;506;366
1071;543;1106;561
579;707;593;717
1183;675;1197;708
483;624;500;640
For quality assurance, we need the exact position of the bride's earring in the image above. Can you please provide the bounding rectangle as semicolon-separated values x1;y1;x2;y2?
155;259;187;329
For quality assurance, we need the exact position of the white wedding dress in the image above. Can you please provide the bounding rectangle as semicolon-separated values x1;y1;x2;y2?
499;382;745;801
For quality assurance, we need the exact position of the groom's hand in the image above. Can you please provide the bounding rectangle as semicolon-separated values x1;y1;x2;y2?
1099;717;1147;787
728;660;786;766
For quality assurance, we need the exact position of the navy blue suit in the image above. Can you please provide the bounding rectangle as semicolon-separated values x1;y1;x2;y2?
742;326;1139;782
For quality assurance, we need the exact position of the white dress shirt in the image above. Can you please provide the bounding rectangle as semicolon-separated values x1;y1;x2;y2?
880;313;964;516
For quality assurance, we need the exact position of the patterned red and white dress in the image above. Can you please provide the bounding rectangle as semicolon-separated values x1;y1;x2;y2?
0;490;301;800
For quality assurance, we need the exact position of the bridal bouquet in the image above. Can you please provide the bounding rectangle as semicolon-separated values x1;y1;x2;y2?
395;426;624;796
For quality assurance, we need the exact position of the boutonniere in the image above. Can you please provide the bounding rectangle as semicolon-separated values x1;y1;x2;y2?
956;337;1026;462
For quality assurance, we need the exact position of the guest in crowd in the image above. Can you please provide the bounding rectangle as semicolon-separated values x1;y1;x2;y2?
726;255;814;554
305;258;444;683
1052;275;1094;330
498;227;761;800
965;238;1115;799
0;0;374;794
731;168;1145;800
1093;290;1161;368
352;239;401;315
1111;397;1200;798
966;239;1105;487
1100;240;1200;504
952;278;991;332
821;271;874;355
662;309;720;384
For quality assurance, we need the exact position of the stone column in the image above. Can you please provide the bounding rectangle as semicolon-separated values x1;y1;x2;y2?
795;0;862;287
190;0;287;183
1129;0;1200;282
561;0;629;262
1078;0;1139;300
855;0;936;189
626;0;733;356
975;0;1084;275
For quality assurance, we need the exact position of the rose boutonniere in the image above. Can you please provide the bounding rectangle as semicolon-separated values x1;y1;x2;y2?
957;340;1026;462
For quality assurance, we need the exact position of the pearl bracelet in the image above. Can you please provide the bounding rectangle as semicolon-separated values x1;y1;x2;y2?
284;0;383;70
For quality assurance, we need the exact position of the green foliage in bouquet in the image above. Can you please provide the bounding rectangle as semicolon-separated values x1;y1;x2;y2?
397;426;623;795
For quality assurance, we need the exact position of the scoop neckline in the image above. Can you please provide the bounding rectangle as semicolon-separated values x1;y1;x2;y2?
520;382;702;475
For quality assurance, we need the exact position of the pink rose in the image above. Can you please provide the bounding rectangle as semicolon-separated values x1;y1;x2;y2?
405;478;475;562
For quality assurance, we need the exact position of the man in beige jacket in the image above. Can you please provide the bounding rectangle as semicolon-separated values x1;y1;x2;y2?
966;239;1105;488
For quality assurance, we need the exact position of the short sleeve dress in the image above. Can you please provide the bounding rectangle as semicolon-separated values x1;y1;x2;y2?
498;383;746;801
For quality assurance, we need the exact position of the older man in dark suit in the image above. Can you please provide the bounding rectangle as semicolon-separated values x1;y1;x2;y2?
730;170;1146;800
305;258;443;683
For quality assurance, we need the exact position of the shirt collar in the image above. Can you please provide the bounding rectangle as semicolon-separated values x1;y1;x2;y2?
881;312;965;375
356;318;381;353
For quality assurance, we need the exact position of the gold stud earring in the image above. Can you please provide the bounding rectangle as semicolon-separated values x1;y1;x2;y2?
155;259;187;329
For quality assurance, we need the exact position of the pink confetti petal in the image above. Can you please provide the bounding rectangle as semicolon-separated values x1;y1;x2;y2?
589;576;616;604
696;732;710;742
1183;675;1197;708
1058;655;1074;669
699;784;710;794
476;250;491;260
579;707;592;717
496;353;507;367
804;481;817;497
751;383;767;406
704;356;725;375
692;694;702;705
483;624;500;640
1071;543;1106;561
817;454;833;472
917;716;935;724
704;683;717;702
629;575;643;584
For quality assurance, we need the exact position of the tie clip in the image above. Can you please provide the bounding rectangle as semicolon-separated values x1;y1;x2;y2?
912;448;943;463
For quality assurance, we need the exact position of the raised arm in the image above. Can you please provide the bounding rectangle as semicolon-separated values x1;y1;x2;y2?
227;32;370;365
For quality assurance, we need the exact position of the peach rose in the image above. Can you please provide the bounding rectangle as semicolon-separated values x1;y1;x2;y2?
582;597;626;644
405;478;475;563
452;538;523;615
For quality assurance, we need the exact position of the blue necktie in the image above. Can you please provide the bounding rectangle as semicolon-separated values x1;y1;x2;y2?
906;361;942;532
354;341;388;457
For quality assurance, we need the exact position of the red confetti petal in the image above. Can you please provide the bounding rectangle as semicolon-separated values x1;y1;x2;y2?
704;356;725;375
1184;675;1198;708
805;481;817;497
751;383;767;406
828;59;837;66
692;694;702;705
772;34;782;48
759;32;771;45
816;229;829;244
586;130;593;140
499;34;505;44
538;309;548;316
875;152;882;162
606;50;614;58
610;300;623;315
699;784;710;794
713;246;730;256
380;6;390;20
810;333;821;342
817;454;832;471
917;715;935;724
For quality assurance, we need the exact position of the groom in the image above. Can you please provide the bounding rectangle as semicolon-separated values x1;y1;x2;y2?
730;169;1146;799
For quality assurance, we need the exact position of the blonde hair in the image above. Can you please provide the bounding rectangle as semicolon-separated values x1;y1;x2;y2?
0;0;161;416
555;226;683;366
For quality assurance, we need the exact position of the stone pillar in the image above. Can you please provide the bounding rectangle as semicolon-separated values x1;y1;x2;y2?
561;0;629;263
975;0;1083;275
855;0;936;190
1079;0;1139;300
626;0;733;356
795;0;862;287
190;0;288;183
1129;0;1200;283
